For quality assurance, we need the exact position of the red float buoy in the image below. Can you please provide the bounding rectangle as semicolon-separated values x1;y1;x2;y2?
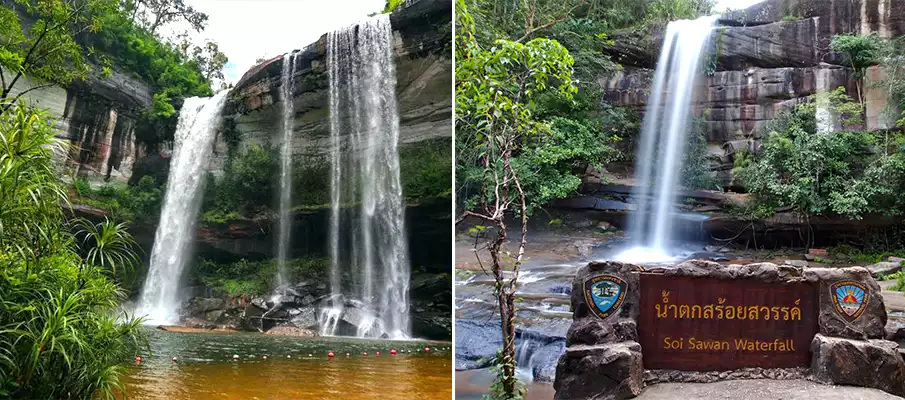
362;352;368;357
135;356;142;365
171;357;178;363
424;347;431;353
376;351;381;356
328;352;335;358
390;349;397;355
262;355;267;360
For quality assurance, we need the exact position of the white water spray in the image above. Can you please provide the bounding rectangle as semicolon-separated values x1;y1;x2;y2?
276;52;299;288
137;92;228;324
324;14;411;339
617;16;717;264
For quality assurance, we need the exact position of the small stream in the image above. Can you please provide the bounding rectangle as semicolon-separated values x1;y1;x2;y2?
123;327;452;399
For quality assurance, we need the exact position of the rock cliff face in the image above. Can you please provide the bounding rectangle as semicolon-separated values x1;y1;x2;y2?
215;0;451;173
600;0;905;183
5;65;153;183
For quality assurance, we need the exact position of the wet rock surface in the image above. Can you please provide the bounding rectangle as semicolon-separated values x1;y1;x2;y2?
455;318;502;370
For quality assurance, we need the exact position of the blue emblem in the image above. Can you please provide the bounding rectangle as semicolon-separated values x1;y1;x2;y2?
830;281;869;321
584;275;627;319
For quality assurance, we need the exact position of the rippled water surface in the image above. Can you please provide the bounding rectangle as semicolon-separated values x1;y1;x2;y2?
122;328;452;399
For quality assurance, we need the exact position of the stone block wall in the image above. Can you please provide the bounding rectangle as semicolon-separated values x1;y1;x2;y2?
553;260;905;399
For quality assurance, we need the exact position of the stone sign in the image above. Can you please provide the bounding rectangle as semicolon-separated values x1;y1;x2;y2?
554;261;905;400
638;274;818;370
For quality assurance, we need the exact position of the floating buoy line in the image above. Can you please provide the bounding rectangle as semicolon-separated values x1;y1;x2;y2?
135;347;450;365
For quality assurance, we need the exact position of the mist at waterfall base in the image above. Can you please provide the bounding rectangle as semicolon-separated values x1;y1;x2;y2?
136;92;229;325
318;14;412;340
613;15;719;265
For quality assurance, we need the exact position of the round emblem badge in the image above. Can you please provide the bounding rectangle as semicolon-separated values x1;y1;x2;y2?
583;274;627;319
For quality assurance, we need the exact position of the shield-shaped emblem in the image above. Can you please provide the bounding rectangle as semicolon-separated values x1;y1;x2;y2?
584;275;627;319
830;281;869;321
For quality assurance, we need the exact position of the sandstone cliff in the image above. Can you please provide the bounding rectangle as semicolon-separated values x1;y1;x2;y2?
600;0;904;184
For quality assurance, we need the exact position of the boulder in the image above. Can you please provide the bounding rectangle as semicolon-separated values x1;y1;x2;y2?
265;325;318;337
867;262;903;278
566;318;638;347
553;342;644;400
183;297;225;317
784;260;809;268
531;340;566;383
288;307;318;329
455;318;503;370
810;334;905;396
805;267;887;340
885;319;905;341
204;309;224;322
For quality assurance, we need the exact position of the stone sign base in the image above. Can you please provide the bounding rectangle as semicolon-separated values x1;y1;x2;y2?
553;260;905;400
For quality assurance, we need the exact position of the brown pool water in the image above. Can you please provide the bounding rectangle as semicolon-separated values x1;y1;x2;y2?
121;327;452;399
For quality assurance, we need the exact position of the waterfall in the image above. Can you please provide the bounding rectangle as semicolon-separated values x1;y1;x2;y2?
323;14;411;339
276;52;299;288
617;16;717;264
137;92;228;324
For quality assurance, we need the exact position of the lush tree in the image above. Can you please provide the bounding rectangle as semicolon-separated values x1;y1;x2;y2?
0;0;118;113
456;0;576;397
830;33;882;109
175;32;229;84
124;0;207;34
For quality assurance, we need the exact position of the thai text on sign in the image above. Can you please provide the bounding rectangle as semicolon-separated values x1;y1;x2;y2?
638;274;818;371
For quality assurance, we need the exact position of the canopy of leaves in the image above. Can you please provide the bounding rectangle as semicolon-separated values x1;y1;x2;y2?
0;101;146;399
734;88;905;219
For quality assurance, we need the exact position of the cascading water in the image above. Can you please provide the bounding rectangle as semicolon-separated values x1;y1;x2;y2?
137;92;228;324
321;14;411;339
275;52;299;288
616;16;718;264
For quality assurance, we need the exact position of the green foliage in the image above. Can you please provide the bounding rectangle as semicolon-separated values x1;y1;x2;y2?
511;117;621;211
682;115;717;190
485;349;526;400
202;143;279;221
830;34;881;81
734;88;905;219
0;101;146;399
644;0;714;24
873;36;905;128
828;244;905;264
382;0;406;13
0;102;69;260
193;257;329;296
0;0;112;110
456;3;581;215
73;175;163;222
73;217;140;279
399;137;453;201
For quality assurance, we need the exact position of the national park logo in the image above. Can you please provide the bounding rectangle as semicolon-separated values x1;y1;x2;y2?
584;274;627;319
830;281;869;321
